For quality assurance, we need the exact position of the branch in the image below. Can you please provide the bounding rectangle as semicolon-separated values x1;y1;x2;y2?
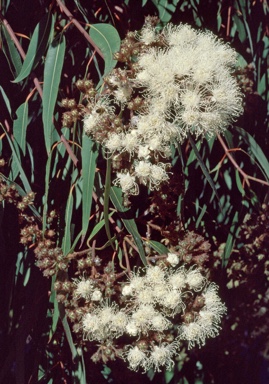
217;133;269;188
55;0;104;59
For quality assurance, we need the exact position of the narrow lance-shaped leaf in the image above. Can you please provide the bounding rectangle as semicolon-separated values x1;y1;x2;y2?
188;134;220;202
49;276;59;340
81;136;98;242
42;34;65;154
13;101;29;155
110;186;147;266
103;158;115;249
62;187;74;255
87;212;114;244
222;211;239;267
58;301;87;384
234;126;269;181
0;85;12;116
13;12;54;83
2;24;22;77
1;125;31;192
147;240;169;255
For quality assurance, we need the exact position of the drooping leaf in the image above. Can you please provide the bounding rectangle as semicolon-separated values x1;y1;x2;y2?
89;24;121;78
1;125;31;191
81;136;98;241
0;85;12;116
42;34;65;154
13;102;29;155
110;186;147;266
222;211;239;267
2;24;22;77
188;134;220;202
62;186;74;255
13;12;54;83
234;126;269;181
152;0;180;23
195;203;208;229
87;212;114;243
58;303;86;383
103;158;115;249
147;240;169;255
49;275;59;340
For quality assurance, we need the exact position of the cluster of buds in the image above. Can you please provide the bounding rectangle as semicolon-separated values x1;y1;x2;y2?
113;17;160;63
35;239;68;277
0;175;36;212
61;79;97;128
0;177;19;204
20;224;42;246
17;191;36;211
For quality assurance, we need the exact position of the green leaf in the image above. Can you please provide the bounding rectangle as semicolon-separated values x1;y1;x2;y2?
13;12;54;83
165;368;175;384
1;125;31;191
42;148;54;231
0;85;12;116
87;212;114;243
58;303;86;383
110;186;147;266
188;134;220;202
81;136;98;240
195;203;207;229
234;126;269;181
232;13;247;43
2;24;22;77
89;24;121;78
222;211;239;267
104;158;115;249
9;135;22;181
62;187;74;255
235;169;245;196
13;102;29;155
147;240;168;255
49;275;59;340
152;0;180;23
42;34;65;154
68;230;83;254
59;302;77;359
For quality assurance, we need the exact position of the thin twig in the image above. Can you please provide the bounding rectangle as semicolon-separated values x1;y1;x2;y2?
226;6;232;37
55;0;104;59
217;133;269;188
122;239;131;274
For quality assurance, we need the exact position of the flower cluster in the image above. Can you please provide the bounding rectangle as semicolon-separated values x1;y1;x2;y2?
78;263;226;372
78;21;243;195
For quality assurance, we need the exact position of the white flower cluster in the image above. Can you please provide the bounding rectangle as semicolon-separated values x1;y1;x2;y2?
136;23;243;139
73;276;102;302
82;23;243;196
82;303;128;341
180;283;227;348
80;264;226;372
121;265;226;371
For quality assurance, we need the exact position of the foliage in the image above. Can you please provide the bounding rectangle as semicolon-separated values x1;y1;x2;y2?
0;0;268;383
